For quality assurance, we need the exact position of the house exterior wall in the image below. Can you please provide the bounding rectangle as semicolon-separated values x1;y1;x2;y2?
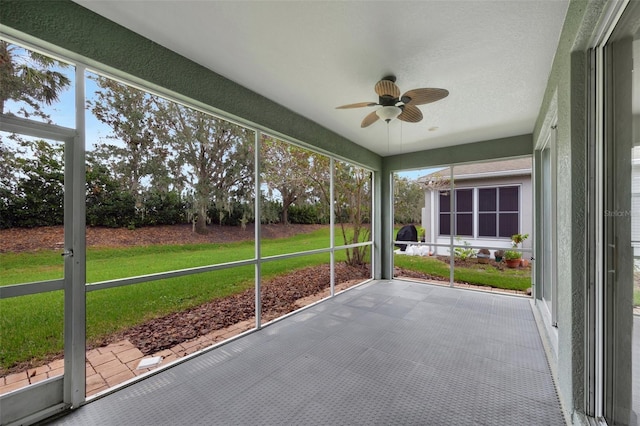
382;136;533;278
532;1;609;424
422;174;532;256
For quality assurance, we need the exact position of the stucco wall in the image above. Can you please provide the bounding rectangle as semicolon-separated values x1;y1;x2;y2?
532;1;610;423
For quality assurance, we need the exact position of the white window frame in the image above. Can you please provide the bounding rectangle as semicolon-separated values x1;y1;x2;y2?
438;184;522;239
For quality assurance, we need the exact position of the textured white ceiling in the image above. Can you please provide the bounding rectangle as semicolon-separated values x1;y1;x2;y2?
74;0;569;156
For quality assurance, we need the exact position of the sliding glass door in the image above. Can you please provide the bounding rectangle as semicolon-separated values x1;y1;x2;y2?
600;3;639;423
540;138;557;326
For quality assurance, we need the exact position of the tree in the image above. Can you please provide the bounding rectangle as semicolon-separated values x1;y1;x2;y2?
306;154;331;224
0;140;18;228
260;136;315;225
155;102;254;234
0;41;71;121
88;76;169;208
393;175;425;224
85;152;137;227
334;162;372;266
8;139;65;227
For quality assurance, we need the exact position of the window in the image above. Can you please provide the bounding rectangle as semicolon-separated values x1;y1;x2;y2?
439;186;520;238
456;189;473;236
439;188;473;236
478;186;519;237
439;191;451;235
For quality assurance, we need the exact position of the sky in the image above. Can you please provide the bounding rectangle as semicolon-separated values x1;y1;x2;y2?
4;43;444;182
2;49;107;151
396;167;445;181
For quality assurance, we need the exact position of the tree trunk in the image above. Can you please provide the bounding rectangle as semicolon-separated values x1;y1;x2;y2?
195;203;208;234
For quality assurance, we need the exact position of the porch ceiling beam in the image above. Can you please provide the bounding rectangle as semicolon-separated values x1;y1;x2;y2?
383;133;533;172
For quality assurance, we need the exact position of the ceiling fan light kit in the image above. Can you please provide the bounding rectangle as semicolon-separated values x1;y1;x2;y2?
337;75;449;128
376;105;402;122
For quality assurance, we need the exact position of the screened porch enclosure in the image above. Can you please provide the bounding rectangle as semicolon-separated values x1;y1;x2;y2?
2;1;639;425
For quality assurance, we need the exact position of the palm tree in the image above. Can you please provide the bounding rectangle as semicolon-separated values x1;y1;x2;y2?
0;40;71;121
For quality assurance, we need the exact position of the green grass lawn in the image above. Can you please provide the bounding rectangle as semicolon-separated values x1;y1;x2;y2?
0;227;363;370
394;255;532;291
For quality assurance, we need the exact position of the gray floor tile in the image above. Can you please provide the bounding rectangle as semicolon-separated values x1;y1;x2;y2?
50;280;565;426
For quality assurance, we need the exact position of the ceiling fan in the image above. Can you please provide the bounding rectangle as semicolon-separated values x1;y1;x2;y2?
336;76;449;128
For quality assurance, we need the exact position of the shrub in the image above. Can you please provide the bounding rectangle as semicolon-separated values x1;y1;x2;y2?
289;203;329;224
260;199;282;224
453;238;477;260
86;190;136;228
140;190;185;226
209;201;254;226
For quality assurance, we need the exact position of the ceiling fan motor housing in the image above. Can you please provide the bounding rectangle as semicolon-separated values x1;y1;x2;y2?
379;95;400;107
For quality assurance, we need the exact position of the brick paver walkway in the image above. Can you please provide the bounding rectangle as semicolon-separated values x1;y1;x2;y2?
0;317;259;397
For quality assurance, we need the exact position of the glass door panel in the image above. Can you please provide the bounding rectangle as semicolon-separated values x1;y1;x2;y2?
632;33;640;426
541;143;556;325
602;5;639;423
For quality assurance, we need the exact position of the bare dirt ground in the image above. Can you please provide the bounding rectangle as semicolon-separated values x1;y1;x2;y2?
0;223;325;253
1;224;370;374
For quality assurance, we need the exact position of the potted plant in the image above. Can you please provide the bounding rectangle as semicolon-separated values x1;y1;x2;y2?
504;233;529;268
504;250;522;268
511;233;529;247
494;249;504;262
477;248;491;264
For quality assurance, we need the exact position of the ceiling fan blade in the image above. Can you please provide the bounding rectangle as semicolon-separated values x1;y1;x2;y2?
375;79;401;98
398;105;423;123
401;88;449;105
336;102;378;109
361;110;380;128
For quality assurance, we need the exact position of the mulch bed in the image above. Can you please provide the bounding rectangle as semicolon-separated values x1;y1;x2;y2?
434;255;518;270
394;267;449;283
95;262;369;356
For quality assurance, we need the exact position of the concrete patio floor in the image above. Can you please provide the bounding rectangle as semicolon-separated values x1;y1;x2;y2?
48;279;566;425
